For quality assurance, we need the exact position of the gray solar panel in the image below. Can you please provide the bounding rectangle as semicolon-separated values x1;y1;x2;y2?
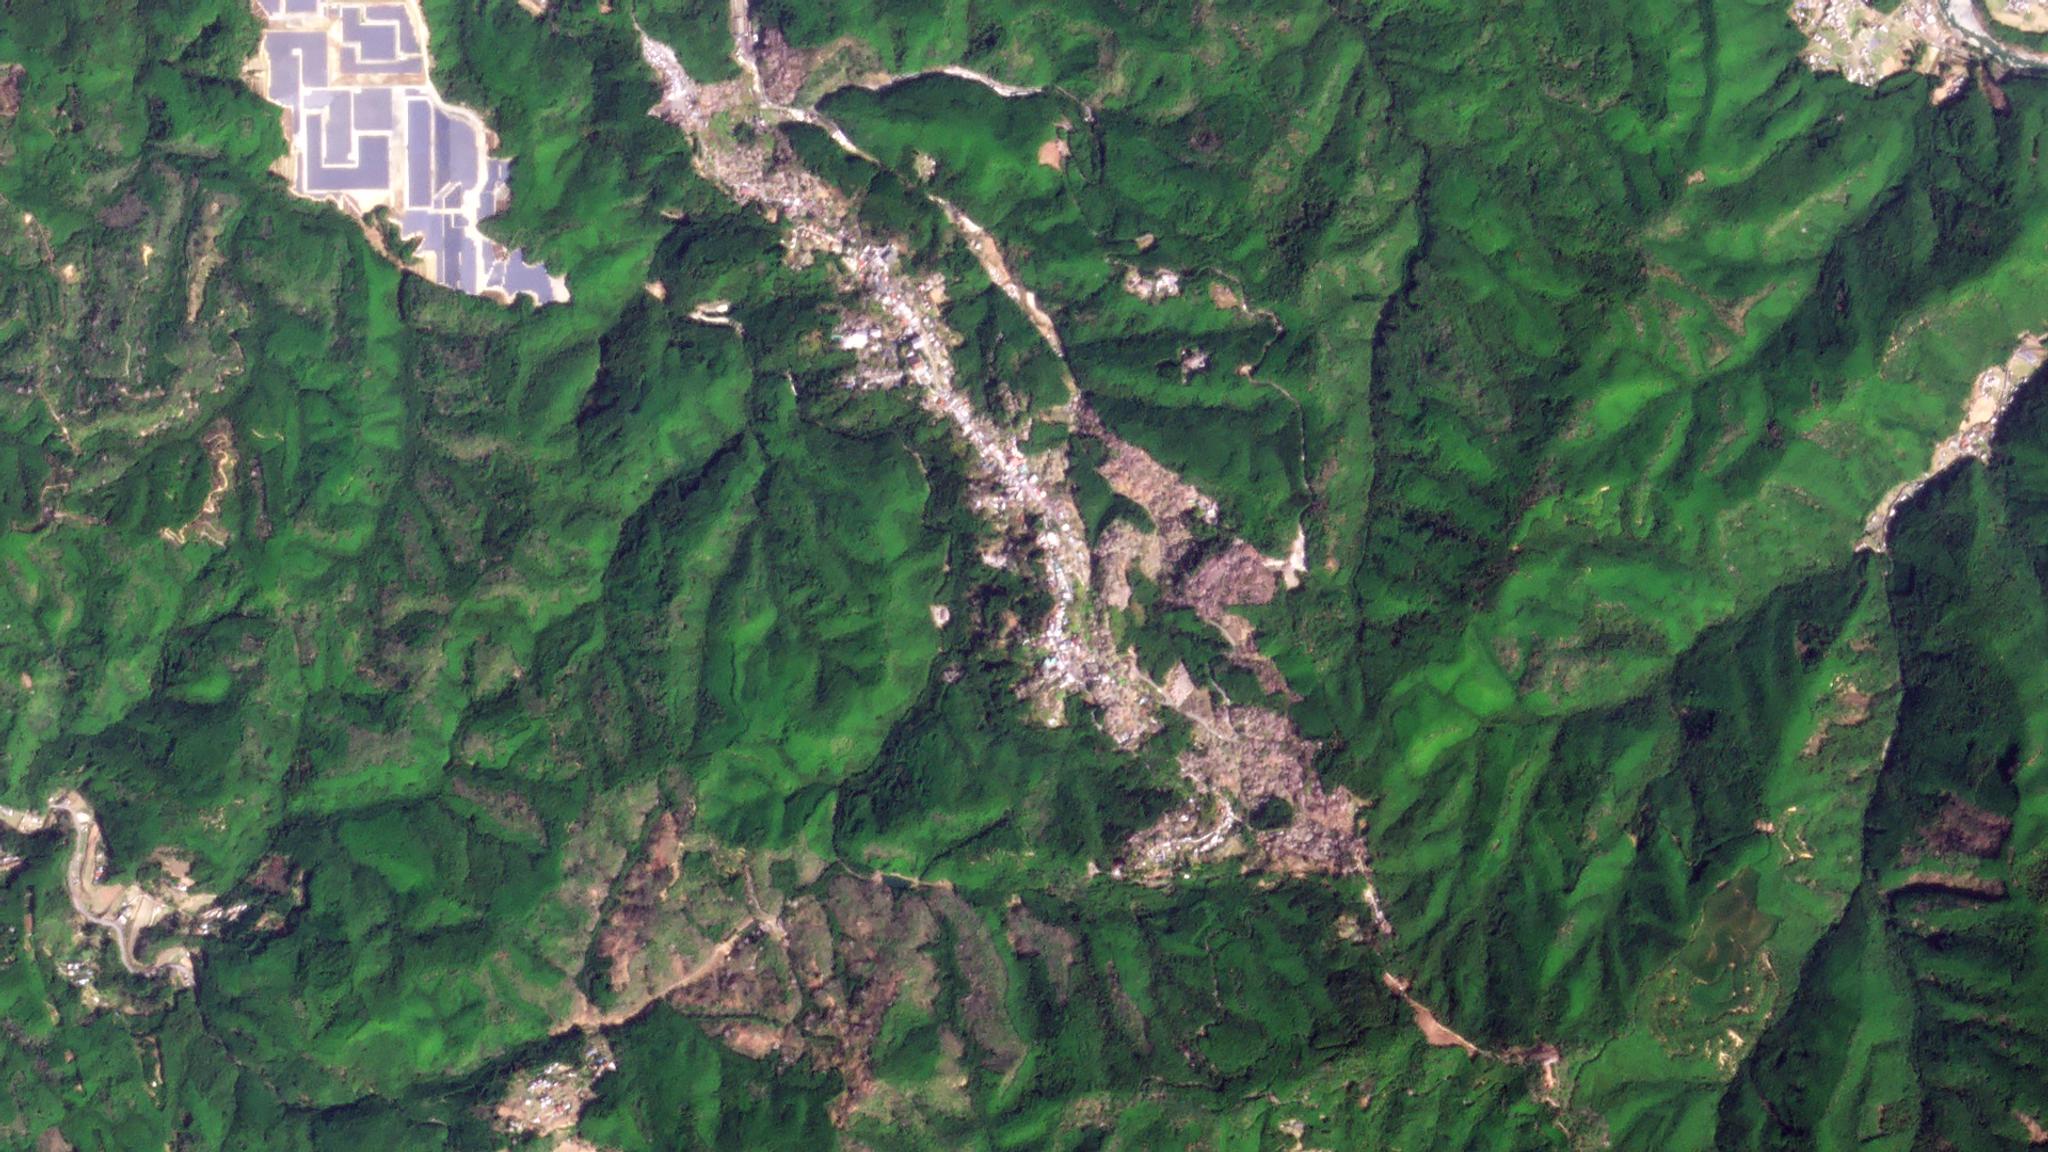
254;0;566;304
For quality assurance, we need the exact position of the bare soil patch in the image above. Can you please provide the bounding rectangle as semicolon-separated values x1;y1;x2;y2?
245;854;297;895
1382;972;1481;1056
96;191;147;230
0;64;22;120
596;810;685;991
1910;794;2013;861
1177;541;1277;610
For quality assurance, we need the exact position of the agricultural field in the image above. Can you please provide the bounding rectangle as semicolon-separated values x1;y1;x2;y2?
0;0;2046;1149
